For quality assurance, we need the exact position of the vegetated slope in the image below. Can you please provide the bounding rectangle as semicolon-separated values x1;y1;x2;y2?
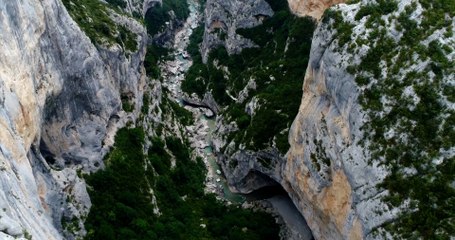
83;127;280;240
144;0;190;36
285;0;453;239
62;0;138;51
182;0;316;154
82;0;281;238
143;0;191;79
336;0;454;238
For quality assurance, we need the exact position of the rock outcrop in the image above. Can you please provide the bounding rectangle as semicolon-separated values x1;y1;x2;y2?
209;0;454;239
201;0;274;62
218;149;283;193
288;0;345;19
0;0;146;239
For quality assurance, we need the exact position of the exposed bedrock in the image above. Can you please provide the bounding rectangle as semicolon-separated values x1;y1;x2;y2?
218;148;283;193
288;0;345;20
0;0;147;238
201;0;274;62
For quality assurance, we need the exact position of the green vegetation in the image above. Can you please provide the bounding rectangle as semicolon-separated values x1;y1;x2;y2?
141;93;150;115
142;0;191;80
84;127;280;239
106;0;126;9
62;0;138;51
84;127;152;239
182;0;316;153
144;0;190;36
168;99;194;126
121;94;134;112
354;0;398;21
323;9;354;47
144;44;170;79
181;25;207;96
337;0;455;238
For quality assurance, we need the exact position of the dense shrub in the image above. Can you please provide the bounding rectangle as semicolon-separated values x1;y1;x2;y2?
62;0;137;51
144;0;190;35
344;0;455;237
182;1;316;154
84;128;280;239
355;0;398;20
106;0;127;8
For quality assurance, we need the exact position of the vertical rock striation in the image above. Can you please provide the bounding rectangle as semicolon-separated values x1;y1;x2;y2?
283;3;391;239
284;0;454;239
0;0;146;238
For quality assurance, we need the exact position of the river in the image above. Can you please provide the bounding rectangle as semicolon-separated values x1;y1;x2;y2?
158;0;244;203
158;0;313;238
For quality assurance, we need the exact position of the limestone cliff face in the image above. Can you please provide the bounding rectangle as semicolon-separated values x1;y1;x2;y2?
0;0;146;239
283;4;389;240
288;0;345;19
284;0;454;239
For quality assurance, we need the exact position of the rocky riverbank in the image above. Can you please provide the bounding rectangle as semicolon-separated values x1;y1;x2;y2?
156;0;239;200
158;0;316;239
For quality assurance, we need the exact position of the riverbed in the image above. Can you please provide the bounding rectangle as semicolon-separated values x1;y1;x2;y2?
157;0;244;202
158;0;313;238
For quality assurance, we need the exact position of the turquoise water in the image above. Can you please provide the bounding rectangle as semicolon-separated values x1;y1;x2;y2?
173;0;244;204
202;117;245;203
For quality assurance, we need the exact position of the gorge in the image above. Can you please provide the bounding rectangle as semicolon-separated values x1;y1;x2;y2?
0;0;453;239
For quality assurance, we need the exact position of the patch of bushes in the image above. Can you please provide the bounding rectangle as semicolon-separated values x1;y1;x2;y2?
106;0;126;9
62;0;137;51
84;128;280;239
84;127;154;239
355;0;398;21
344;0;455;238
323;9;354;48
121;94;134;112
144;0;190;36
182;1;316;154
180;25;208;96
168;100;193;126
143;0;191;79
144;44;170;79
118;26;138;52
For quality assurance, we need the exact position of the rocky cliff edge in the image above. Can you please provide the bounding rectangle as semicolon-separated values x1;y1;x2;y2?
0;0;147;239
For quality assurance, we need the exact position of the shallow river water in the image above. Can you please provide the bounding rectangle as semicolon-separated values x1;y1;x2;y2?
159;0;313;238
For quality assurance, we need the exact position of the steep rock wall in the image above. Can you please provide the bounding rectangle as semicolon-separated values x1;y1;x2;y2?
0;0;146;239
288;0;345;19
283;4;390;239
284;0;454;239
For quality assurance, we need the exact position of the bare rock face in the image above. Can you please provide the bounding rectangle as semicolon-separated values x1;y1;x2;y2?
0;0;146;239
284;13;370;239
142;0;162;16
201;0;274;62
282;0;434;239
288;0;345;19
218;149;283;193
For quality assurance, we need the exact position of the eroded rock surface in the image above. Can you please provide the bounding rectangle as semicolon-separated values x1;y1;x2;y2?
0;0;146;238
201;0;274;62
288;0;345;19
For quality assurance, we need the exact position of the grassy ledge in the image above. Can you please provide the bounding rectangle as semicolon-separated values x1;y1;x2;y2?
62;0;138;52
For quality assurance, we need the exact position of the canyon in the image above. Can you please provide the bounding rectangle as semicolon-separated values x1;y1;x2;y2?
0;0;453;239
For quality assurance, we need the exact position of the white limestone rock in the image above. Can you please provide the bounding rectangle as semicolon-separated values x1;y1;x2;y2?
0;0;147;239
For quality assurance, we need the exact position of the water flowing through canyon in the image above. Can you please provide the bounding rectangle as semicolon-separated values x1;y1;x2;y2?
158;0;245;203
157;0;314;238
